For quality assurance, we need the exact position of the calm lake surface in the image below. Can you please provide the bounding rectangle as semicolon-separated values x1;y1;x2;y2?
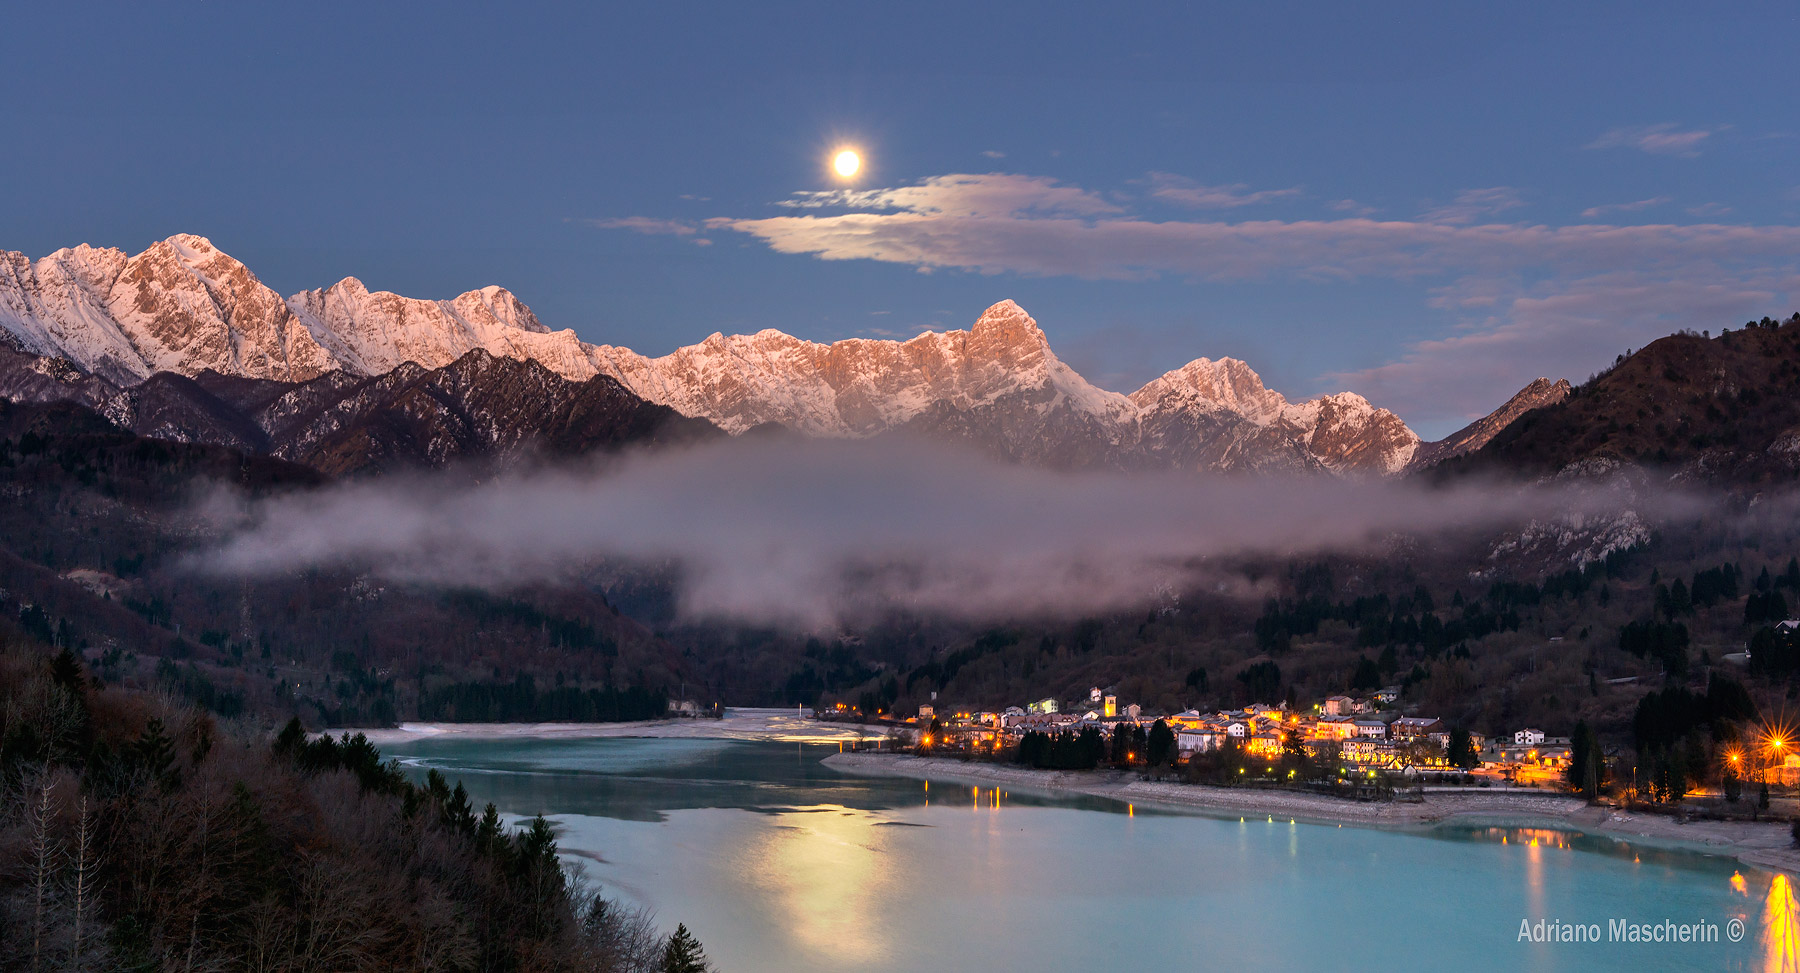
381;727;1793;972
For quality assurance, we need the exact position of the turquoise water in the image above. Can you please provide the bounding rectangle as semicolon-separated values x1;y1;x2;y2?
383;734;1793;972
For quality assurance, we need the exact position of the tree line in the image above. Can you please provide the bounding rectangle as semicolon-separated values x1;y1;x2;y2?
418;676;668;723
0;630;713;972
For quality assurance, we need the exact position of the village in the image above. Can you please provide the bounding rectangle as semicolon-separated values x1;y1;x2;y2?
842;684;1593;790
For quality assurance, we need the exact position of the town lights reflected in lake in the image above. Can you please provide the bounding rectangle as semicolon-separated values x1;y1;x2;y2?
382;733;1792;972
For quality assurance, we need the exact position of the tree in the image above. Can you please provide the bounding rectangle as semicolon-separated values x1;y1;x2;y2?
1281;729;1308;768
1447;728;1479;770
1349;656;1382;691
1236;661;1281;703
29;770;59;973
1565;721;1605;799
660;923;710;973
1146;719;1176;769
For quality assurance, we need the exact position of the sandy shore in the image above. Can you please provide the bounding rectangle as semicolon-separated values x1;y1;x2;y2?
824;751;1800;876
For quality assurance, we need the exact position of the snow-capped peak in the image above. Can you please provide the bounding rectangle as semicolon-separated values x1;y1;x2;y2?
0;236;1422;475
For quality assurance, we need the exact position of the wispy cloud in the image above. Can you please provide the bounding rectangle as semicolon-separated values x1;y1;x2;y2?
1580;196;1672;219
1419;187;1524;225
1329;199;1377;217
772;172;1121;218
981;149;1006;159
693;177;1800;282
1586;123;1718;157
584;216;699;236
1145;172;1301;209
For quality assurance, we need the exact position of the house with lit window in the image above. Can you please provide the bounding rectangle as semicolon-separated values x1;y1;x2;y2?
1389;717;1443;742
1177;727;1226;755
1351;719;1389;739
1309;716;1359;741
1246;732;1285;757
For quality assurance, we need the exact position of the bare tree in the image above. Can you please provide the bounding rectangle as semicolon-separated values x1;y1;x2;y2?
69;794;99;972
569;875;665;973
28;769;61;973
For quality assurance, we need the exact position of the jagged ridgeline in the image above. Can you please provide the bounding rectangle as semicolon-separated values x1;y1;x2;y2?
5;234;1468;476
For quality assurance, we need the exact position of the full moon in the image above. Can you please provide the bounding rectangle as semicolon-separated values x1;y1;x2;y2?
833;150;861;178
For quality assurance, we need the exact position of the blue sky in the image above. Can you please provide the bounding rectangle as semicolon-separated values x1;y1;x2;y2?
4;2;1797;437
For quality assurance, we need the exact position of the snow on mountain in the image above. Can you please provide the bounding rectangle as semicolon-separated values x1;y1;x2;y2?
1131;357;1420;475
285;277;604;381
0;235;1424;475
586;299;1137;437
0;235;337;385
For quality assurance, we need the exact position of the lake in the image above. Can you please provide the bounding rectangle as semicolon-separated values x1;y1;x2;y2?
381;724;1793;972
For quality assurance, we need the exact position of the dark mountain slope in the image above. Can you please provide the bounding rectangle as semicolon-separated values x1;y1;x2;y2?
1435;314;1800;484
1409;377;1572;470
259;349;723;476
0;396;706;726
0;345;723;476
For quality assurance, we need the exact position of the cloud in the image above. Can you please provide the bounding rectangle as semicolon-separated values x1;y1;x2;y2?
1580;196;1672;219
1686;202;1734;217
193;437;1632;629
705;201;1800;283
1329;199;1377;217
1586;123;1718;157
981;150;1006;159
585;216;699;236
1145;172;1302;209
1326;271;1796;436
771;172;1121;218
1419;187;1525;225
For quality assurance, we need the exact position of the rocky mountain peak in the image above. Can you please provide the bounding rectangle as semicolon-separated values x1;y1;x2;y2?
0;235;1430;477
969;299;1043;342
1409;375;1574;470
1130;356;1290;423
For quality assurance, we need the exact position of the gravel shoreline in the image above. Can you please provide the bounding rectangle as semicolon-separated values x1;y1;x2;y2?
824;751;1800;876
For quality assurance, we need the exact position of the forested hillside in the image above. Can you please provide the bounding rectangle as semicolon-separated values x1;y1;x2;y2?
0;623;703;971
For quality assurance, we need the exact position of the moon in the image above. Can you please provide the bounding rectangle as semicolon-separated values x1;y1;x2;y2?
833;150;861;178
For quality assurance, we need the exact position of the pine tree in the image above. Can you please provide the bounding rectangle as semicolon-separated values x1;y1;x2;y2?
1448;728;1479;770
660;923;709;973
1140;720;1167;768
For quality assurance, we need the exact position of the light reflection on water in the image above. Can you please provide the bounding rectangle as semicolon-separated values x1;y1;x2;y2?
383;736;1792;973
1768;874;1800;973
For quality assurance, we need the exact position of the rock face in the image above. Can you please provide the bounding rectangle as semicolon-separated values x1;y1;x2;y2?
286;277;604;381
1131;357;1420;475
1409;377;1572;470
0;236;338;385
0;235;1425;475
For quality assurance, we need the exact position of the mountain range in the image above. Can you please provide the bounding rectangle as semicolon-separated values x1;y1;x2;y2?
2;234;1560;475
